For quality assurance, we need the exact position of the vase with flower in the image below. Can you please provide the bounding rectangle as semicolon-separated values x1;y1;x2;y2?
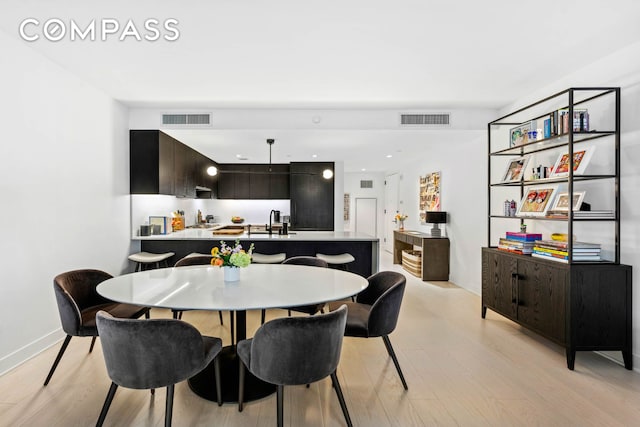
210;240;254;282
395;213;408;231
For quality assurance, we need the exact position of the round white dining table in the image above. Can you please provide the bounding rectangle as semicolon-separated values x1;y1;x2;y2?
97;263;368;403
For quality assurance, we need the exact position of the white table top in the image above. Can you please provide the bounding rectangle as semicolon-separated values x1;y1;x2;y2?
97;264;368;311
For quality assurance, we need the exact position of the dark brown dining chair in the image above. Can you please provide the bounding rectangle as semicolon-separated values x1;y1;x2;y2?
328;271;408;390
95;311;223;427
44;269;149;386
237;305;352;427
281;256;329;317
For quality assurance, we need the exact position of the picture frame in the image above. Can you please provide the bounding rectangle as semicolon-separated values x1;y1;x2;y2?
550;147;595;178
501;156;530;183
550;191;586;212
509;123;531;147
516;185;558;217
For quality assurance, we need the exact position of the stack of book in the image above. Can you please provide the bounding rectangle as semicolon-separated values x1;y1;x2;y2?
497;232;542;255
532;240;602;263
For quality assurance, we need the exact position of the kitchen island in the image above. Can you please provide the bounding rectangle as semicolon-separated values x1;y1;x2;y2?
134;228;379;277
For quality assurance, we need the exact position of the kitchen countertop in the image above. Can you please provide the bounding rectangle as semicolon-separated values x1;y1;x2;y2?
133;226;378;242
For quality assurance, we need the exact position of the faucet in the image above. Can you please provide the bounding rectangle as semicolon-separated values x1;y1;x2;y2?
268;210;281;235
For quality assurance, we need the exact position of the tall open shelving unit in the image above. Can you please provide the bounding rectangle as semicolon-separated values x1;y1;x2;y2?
481;87;632;370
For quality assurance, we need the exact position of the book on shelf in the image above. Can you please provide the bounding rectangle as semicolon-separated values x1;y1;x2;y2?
573;109;589;132
532;253;569;263
533;246;569;256
505;232;542;242
534;240;601;250
498;238;534;254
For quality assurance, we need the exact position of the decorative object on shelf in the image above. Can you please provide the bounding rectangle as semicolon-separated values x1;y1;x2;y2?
501;156;530;182
520;223;527;233
509;123;531;147
425;211;447;237
515;185;558;217
344;193;350;221
419;171;441;222
395;213;407;231
549;147;595;178
549;191;586;212
210;240;254;281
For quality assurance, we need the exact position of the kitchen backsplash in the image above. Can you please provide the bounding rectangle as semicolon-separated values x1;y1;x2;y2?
131;195;290;236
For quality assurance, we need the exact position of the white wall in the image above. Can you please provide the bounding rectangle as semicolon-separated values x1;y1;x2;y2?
498;41;640;371
343;172;386;237
0;32;131;374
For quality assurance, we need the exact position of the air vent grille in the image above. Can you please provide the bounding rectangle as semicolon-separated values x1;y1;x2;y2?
400;113;450;125
360;180;373;189
162;114;211;126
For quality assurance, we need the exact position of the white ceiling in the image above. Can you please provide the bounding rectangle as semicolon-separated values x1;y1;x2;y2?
3;0;640;171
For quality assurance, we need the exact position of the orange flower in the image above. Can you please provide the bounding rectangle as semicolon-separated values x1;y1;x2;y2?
212;258;224;266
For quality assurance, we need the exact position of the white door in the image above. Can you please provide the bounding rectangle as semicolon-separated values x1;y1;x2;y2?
355;198;377;237
384;173;400;253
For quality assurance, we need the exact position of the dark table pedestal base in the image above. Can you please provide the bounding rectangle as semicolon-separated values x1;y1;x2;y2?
188;345;276;403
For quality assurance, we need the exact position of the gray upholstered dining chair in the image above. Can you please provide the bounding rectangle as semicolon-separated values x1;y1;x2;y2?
172;254;230;338
281;256;329;317
328;271;408;390
237;305;352;427
44;269;149;386
95;311;223;427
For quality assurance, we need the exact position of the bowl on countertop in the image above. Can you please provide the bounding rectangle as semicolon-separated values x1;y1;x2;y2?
231;217;245;224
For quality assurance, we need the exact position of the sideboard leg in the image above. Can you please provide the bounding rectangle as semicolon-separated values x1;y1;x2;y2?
481;305;487;319
566;348;576;370
622;349;633;370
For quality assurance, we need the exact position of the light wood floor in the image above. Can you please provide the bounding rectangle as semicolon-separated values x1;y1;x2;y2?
1;252;639;427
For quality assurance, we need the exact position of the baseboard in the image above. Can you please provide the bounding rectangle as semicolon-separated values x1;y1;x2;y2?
0;328;65;376
595;350;639;373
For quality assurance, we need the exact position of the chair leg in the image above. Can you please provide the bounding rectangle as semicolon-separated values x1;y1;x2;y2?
44;335;72;386
330;372;353;427
238;360;246;412
276;385;284;427
172;310;179;319
218;310;224;325
145;310;150;319
96;382;118;427
288;309;292;317
382;335;408;390
165;384;174;427
214;357;222;407
89;336;97;353
261;309;266;325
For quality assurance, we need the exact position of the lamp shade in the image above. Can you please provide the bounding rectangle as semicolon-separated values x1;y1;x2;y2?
425;211;447;224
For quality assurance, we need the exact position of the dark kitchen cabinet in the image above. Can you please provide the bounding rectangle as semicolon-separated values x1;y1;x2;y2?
174;141;197;198
290;162;334;231
482;248;632;370
217;164;290;199
130;130;218;198
130;130;175;195
195;154;218;199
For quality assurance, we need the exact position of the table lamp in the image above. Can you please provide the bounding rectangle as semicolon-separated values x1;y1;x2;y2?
426;211;447;237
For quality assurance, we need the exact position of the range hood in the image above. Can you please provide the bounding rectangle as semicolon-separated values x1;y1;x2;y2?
195;186;213;199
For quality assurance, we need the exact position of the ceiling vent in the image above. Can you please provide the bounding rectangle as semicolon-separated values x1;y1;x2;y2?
400;113;450;126
162;113;211;126
360;180;373;189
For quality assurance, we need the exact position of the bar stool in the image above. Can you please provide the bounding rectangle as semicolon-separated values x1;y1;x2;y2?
251;252;286;324
128;251;175;272
316;253;355;271
251;253;286;264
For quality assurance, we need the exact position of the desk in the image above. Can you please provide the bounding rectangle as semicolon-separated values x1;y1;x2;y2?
393;230;450;281
97;264;368;403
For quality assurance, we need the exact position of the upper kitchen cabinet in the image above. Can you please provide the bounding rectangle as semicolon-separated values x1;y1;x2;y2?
290;162;334;231
130;130;218;198
173;141;197;198
130;130;175;195
217;164;290;199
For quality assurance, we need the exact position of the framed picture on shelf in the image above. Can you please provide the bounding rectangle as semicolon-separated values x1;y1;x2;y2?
550;191;586;212
550;147;595;178
509;123;530;147
501;156;530;182
516;185;558;217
